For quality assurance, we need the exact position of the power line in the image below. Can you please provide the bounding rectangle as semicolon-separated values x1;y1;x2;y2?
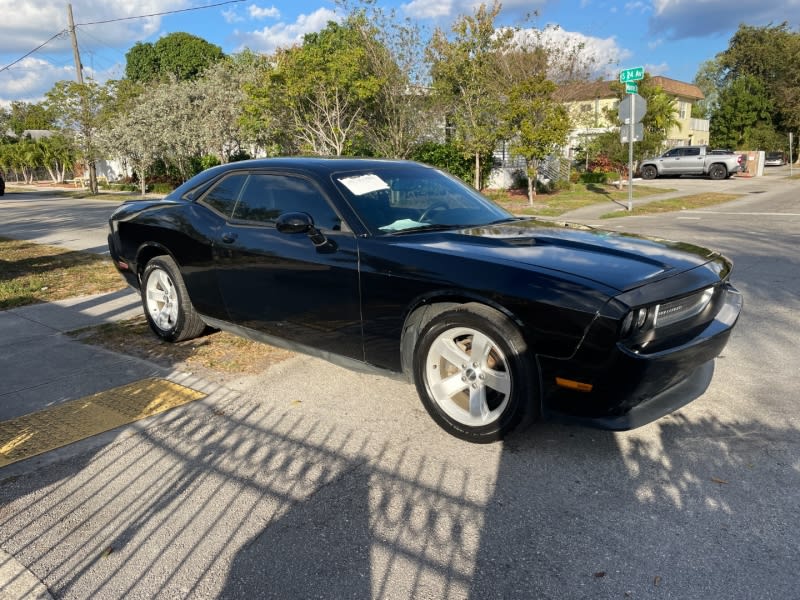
0;0;249;74
77;0;248;26
0;31;67;73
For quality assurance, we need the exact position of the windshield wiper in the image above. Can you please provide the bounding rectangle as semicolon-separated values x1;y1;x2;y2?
485;217;528;225
387;223;467;235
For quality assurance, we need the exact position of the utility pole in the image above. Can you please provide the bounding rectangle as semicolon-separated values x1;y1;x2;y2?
67;4;83;85
67;3;98;193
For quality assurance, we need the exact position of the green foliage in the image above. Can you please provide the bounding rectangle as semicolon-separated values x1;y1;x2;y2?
409;141;488;183
504;76;571;202
579;171;608;184
3;101;56;136
710;75;772;149
426;1;512;189
704;23;800;144
124;32;224;83
261;18;384;156
150;182;175;194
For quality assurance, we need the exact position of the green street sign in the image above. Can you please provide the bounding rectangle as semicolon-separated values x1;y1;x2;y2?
619;66;644;83
625;82;638;94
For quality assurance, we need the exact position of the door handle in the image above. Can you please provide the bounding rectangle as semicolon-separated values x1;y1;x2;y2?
221;232;238;244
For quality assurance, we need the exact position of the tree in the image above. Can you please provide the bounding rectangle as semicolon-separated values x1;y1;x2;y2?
505;77;570;203
345;3;437;159
702;23;800;142
266;19;383;156
125;32;224;83
426;2;511;189
39;134;75;183
45;80;112;194
4;101;55;136
191;52;267;162
709;75;772;150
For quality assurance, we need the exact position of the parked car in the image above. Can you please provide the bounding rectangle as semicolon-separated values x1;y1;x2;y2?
639;145;742;180
0;173;4;196
108;158;742;443
764;152;786;167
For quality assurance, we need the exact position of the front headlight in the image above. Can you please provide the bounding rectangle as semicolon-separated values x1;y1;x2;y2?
620;286;715;340
620;306;651;338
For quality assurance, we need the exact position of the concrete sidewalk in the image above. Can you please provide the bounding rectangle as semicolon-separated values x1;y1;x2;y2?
0;291;223;599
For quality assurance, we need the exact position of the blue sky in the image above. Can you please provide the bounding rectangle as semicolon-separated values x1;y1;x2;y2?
0;0;798;107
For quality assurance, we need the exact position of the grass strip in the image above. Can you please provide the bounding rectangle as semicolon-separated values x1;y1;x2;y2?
0;237;124;310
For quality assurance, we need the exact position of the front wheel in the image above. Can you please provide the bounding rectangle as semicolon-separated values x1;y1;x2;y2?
412;303;538;443
640;165;658;180
141;255;206;342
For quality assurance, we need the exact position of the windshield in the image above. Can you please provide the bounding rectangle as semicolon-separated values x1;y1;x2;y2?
331;164;513;235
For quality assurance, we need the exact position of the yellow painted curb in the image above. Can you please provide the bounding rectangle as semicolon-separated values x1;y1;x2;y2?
0;378;205;468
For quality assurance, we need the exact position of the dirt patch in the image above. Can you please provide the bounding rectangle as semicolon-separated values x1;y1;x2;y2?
69;317;295;384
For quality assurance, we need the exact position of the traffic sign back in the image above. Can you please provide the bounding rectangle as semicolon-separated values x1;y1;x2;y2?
618;93;647;124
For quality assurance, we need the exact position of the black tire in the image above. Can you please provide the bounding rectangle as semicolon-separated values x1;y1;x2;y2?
640;165;657;180
140;255;206;342
708;163;727;180
412;303;538;443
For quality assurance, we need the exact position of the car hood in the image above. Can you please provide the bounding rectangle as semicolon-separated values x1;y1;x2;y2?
395;219;724;292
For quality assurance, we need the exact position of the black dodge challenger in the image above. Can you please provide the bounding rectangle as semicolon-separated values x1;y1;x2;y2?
108;158;742;443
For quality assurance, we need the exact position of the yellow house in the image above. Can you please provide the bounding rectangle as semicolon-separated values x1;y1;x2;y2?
558;76;710;157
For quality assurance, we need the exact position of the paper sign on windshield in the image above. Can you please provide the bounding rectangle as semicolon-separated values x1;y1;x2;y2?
337;174;390;196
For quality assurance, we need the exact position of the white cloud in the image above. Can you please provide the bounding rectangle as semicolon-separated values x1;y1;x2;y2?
650;0;800;39
624;1;649;13
0;57;74;105
232;8;338;54
0;0;184;54
644;62;669;76
222;8;245;24
402;0;547;20
533;27;632;79
248;5;280;20
402;0;453;19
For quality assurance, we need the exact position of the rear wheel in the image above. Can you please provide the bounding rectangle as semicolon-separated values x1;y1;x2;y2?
413;303;538;443
708;163;727;180
141;255;206;342
640;165;657;180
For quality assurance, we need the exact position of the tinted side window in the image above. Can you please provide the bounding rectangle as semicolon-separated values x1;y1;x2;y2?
202;173;247;218
664;149;681;157
684;147;701;156
233;174;341;230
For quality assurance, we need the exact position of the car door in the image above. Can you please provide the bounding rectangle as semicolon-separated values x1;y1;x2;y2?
210;171;363;361
659;148;684;174
681;146;704;174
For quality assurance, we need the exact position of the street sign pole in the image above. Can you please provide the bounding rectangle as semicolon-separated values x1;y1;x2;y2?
790;132;794;177
628;96;634;211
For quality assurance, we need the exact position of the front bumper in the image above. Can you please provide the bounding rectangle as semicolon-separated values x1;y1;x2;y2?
539;284;742;430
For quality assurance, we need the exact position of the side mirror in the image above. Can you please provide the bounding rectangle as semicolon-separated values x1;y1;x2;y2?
276;211;335;251
276;212;313;234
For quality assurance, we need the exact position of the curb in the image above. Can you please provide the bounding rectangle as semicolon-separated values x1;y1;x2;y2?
0;549;53;600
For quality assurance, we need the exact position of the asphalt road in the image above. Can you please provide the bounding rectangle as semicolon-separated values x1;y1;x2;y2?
0;176;798;599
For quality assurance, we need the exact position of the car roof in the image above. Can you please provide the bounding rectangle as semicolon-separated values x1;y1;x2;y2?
216;157;426;176
167;157;432;200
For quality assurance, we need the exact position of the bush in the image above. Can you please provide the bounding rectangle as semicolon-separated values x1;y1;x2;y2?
150;182;175;194
410;141;491;186
579;171;609;184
